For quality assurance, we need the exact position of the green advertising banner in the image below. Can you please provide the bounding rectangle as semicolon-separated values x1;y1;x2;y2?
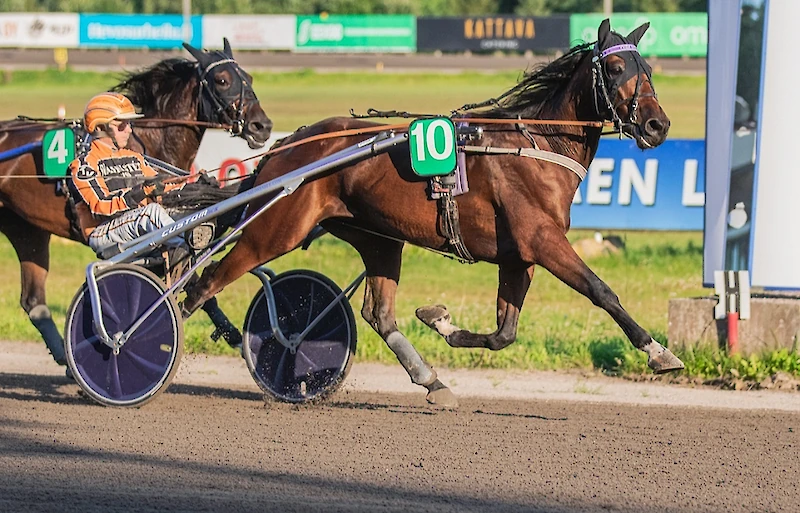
570;13;707;57
296;15;416;53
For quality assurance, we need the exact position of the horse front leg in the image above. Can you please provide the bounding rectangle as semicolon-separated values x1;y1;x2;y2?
0;210;65;365
532;226;684;373
416;263;533;350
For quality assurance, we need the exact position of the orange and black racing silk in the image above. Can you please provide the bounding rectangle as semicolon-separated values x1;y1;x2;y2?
69;138;181;218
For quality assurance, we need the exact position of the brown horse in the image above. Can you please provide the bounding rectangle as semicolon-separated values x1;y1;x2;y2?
0;39;272;365
183;20;683;407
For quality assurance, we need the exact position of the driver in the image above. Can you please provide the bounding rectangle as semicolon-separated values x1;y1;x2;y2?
69;92;186;257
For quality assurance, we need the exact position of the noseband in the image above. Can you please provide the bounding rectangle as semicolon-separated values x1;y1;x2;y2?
196;56;254;135
591;42;657;136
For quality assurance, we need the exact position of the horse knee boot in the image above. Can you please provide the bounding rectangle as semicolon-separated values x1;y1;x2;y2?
29;304;66;365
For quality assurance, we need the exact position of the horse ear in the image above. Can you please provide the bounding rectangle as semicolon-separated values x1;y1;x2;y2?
627;22;650;46
183;42;209;65
223;38;234;58
598;18;611;43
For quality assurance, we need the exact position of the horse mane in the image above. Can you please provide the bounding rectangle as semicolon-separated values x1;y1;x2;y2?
110;58;198;116
470;42;593;119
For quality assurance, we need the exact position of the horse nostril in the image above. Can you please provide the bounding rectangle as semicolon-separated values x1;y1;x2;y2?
249;119;273;135
646;117;667;136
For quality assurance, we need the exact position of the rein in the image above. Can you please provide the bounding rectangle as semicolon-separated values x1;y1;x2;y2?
209;116;609;184
1;116;601;181
133;118;233;130
0;117;232;134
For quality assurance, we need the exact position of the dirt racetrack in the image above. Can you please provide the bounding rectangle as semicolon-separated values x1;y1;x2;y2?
1;340;799;513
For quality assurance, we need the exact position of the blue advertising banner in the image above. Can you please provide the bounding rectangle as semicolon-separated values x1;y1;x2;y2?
571;139;705;230
79;14;202;48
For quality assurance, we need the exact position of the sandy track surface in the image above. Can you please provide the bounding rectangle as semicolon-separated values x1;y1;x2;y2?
1;340;799;512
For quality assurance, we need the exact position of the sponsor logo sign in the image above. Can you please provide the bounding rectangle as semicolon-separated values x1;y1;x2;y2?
570;13;707;57
202;15;296;50
79;14;202;48
295;15;415;53
0;13;79;48
571;139;705;230
192;130;290;185
417;16;569;52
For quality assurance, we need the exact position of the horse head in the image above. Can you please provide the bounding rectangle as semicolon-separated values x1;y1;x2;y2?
183;38;272;149
592;19;670;149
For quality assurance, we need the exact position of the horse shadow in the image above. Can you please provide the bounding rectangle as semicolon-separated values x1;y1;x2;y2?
0;372;86;405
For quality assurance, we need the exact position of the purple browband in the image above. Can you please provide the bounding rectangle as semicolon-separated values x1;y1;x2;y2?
598;43;639;59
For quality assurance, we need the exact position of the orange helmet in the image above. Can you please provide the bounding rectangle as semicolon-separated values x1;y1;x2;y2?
84;92;143;132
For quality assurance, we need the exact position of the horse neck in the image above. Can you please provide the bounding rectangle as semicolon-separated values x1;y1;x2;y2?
132;76;204;170
534;57;603;167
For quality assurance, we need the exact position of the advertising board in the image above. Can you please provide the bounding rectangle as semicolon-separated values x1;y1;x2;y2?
417;16;569;52
192;130;290;184
202;15;295;50
571;139;705;230
0;13;79;48
570;13;707;57
295;15;415;53
79;14;202;49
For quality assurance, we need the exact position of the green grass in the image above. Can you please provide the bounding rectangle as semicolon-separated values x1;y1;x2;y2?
0;232;731;373
0;68;707;139
6;66;787;383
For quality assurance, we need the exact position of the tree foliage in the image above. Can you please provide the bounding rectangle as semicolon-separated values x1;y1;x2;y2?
0;0;707;14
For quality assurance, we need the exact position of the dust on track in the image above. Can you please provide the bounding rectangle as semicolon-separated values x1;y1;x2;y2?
1;358;799;512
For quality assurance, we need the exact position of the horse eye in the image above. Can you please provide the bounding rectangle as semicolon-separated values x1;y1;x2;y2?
606;63;624;76
215;77;229;86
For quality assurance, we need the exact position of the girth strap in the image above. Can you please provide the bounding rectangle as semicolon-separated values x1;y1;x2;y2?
461;145;587;181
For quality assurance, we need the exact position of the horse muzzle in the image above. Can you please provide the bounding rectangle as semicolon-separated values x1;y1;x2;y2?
242;108;272;149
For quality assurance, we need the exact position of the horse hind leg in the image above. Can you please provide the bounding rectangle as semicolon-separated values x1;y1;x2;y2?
416;263;533;351
182;268;243;348
202;297;242;348
0;210;65;365
329;226;458;408
364;274;458;408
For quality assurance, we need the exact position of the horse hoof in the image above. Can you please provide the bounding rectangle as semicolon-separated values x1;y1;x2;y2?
425;379;459;409
648;346;685;374
416;304;450;328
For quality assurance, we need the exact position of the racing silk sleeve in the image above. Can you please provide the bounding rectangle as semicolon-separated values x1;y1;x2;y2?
69;141;155;218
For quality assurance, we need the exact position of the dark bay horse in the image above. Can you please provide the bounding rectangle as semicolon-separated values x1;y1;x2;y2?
183;20;684;407
0;39;272;364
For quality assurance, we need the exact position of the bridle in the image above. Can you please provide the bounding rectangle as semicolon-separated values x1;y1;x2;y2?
196;54;255;136
591;41;657;139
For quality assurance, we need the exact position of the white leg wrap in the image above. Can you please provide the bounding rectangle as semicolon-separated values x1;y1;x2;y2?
386;331;436;386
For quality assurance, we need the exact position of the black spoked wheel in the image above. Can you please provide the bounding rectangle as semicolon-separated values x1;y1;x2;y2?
243;269;357;403
64;264;184;407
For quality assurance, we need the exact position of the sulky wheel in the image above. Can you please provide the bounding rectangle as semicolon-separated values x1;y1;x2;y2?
64;263;184;407
243;269;357;403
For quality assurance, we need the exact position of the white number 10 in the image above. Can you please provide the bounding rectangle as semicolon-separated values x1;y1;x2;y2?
411;120;454;161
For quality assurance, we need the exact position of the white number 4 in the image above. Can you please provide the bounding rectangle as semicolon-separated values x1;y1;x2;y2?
47;130;69;164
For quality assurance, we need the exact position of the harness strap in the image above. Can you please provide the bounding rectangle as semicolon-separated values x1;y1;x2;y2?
515;122;539;150
438;192;474;263
461;145;587;181
57;178;87;243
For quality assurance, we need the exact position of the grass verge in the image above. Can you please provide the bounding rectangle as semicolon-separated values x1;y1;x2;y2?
2;232;798;385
